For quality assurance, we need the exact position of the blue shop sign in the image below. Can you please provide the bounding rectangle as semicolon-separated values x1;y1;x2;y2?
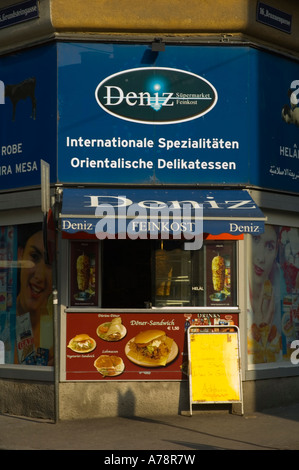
58;44;247;186
57;43;299;194
60;188;266;238
1;42;299;194
0;44;57;190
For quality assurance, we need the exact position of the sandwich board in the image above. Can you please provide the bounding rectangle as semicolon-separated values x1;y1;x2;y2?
187;324;243;415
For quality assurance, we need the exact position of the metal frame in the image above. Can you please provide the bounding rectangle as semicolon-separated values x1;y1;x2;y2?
187;324;243;416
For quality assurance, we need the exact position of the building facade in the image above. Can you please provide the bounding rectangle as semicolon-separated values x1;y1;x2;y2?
0;0;299;420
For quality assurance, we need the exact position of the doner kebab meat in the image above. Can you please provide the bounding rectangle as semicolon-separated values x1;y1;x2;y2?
155;249;173;296
212;255;225;291
76;253;90;291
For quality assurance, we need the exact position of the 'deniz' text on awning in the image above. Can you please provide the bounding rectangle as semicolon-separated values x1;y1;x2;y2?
59;188;266;242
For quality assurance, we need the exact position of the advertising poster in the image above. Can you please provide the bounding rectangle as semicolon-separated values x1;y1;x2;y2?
206;243;235;307
70;241;98;307
254;50;299;193
66;311;239;381
15;223;53;365
57;43;249;187
0;226;17;364
1;42;298;193
58;43;299;194
247;224;299;367
0;223;54;365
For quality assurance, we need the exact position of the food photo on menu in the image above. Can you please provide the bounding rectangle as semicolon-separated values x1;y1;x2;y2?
93;354;125;377
96;317;127;341
67;333;97;353
125;329;178;367
66;315;128;379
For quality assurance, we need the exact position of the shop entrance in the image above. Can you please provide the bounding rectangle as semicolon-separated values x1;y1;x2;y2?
102;239;152;308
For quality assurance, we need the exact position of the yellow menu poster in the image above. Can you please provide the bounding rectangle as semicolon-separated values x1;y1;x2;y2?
189;329;241;404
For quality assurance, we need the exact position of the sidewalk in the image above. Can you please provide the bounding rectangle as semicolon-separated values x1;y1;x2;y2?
1;403;299;451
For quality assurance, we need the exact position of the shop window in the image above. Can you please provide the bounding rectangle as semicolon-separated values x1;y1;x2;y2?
100;239;236;308
0;223;53;366
153;240;236;308
247;224;299;369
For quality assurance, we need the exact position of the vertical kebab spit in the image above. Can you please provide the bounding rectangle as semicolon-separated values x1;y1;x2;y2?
212;255;225;291
76;253;90;291
155;249;172;296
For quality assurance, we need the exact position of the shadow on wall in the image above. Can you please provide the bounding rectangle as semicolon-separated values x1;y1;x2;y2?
117;382;190;418
118;389;136;417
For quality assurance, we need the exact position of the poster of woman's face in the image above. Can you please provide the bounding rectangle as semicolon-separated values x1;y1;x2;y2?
247;224;299;367
250;225;279;289
18;227;52;316
16;223;53;365
0;223;53;365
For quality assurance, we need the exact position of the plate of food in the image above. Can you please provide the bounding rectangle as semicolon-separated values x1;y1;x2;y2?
96;317;127;342
67;334;97;353
125;329;178;367
94;355;125;377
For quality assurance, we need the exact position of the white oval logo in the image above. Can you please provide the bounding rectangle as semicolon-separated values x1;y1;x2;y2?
95;67;218;125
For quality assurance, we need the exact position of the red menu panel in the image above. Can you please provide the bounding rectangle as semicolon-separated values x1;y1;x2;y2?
66;311;238;381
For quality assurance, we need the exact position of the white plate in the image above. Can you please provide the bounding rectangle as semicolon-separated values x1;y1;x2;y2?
125;337;178;367
96;322;127;342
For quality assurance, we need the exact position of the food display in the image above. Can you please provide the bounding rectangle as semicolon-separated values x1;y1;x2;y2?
67;334;96;353
155;249;173;297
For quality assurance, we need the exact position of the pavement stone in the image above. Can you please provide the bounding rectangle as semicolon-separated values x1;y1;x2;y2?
1;404;299;451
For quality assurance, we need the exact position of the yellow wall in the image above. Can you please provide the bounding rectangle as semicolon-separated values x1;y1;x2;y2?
51;0;248;32
50;0;299;55
0;0;299;57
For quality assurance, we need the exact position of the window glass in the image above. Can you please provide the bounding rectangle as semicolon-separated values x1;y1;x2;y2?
247;224;299;369
0;223;53;366
153;240;236;308
101;239;236;308
70;241;99;307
